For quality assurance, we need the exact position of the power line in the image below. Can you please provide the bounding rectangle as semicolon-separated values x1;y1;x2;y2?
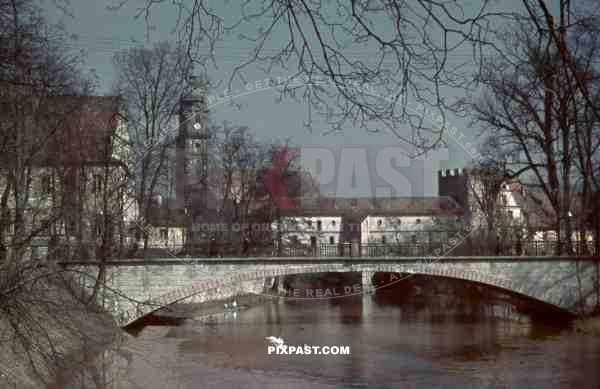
61;35;495;60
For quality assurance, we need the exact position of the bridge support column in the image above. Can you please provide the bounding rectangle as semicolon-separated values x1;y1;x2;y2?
263;276;277;293
275;276;288;296
362;271;375;293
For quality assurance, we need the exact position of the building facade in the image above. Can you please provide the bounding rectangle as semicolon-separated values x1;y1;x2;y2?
0;96;135;261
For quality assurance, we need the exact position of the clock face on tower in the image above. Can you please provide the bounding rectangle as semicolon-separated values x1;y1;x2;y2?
191;118;207;138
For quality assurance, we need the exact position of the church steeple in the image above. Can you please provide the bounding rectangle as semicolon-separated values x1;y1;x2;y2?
176;74;208;208
183;75;205;102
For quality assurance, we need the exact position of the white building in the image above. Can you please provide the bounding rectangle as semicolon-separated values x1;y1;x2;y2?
0;96;135;260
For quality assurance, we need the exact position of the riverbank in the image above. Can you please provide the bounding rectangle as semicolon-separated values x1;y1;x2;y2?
0;272;120;389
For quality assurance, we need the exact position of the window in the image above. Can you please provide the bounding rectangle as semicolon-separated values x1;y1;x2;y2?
416;218;421;224
95;216;103;237
381;235;386;244
317;220;322;231
160;228;168;242
6;220;14;235
307;220;312;227
331;220;336;227
52;221;65;235
183;159;192;175
67;216;77;233
41;175;52;194
411;234;417;243
377;219;382;226
192;140;205;153
508;210;514;218
93;174;103;194
329;236;335;244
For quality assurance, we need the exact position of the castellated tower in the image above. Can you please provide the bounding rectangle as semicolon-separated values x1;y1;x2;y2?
176;75;209;210
438;168;469;210
438;168;473;227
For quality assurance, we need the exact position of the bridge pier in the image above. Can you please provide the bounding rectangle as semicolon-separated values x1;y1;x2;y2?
275;276;288;296
263;276;277;293
362;271;375;293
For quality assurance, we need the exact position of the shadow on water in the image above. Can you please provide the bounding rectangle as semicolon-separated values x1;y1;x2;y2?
371;272;574;328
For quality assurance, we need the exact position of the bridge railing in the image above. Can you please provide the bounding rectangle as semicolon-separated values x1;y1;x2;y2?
51;239;600;261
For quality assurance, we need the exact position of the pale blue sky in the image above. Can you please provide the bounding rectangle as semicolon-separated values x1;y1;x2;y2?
44;0;526;196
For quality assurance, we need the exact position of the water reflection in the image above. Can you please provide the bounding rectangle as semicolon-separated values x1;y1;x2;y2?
56;282;600;389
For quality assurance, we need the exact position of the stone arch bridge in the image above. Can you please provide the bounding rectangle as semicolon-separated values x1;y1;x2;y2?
60;256;600;327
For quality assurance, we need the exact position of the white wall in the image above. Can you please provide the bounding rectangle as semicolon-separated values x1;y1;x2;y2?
275;216;343;246
362;216;433;244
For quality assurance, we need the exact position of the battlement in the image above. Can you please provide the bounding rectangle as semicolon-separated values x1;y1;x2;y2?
438;168;466;177
438;167;501;178
437;167;469;210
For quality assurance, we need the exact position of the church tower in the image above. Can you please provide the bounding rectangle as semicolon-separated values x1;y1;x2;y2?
176;75;209;209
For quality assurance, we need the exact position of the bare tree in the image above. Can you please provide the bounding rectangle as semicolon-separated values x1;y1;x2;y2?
206;123;296;254
457;3;600;254
113;41;192;254
465;161;510;251
109;0;518;155
0;0;124;385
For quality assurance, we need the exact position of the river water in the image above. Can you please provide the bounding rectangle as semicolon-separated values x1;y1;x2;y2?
60;292;600;389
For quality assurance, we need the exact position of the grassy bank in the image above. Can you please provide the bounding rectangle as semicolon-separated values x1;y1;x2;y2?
0;270;119;388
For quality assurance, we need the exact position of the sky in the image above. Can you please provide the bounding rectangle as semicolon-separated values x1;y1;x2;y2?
43;0;525;197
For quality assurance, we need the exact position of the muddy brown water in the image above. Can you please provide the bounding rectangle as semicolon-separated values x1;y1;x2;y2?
57;288;600;389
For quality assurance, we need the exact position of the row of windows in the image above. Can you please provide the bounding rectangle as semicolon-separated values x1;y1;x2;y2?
303;219;424;229
306;220;333;230
189;138;207;148
2;214;118;237
38;174;105;194
375;218;421;226
304;235;398;244
300;236;337;245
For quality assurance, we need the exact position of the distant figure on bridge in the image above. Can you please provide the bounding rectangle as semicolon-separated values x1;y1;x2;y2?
242;237;250;256
209;237;218;257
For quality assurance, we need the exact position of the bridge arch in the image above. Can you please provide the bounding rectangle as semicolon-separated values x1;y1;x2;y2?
114;261;584;328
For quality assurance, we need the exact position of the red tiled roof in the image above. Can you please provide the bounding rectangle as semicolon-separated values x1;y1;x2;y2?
42;96;120;165
0;95;122;170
